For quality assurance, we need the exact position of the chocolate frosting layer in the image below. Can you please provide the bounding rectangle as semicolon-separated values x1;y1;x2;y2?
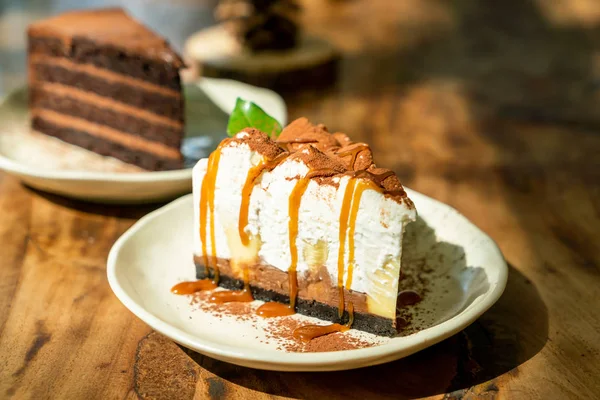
28;8;184;67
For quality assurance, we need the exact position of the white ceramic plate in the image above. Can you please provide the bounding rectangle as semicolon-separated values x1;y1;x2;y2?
107;189;508;371
0;78;286;203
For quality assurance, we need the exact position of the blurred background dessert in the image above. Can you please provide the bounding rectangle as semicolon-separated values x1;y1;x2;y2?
2;0;600;127
27;8;185;171
184;0;338;91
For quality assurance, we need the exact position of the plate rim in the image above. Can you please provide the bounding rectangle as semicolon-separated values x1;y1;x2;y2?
0;153;193;182
107;189;508;371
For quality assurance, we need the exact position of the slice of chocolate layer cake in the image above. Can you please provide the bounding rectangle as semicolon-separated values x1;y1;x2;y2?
189;117;417;337
28;8;185;171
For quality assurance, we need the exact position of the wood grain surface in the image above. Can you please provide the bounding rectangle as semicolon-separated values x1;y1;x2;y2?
1;0;600;399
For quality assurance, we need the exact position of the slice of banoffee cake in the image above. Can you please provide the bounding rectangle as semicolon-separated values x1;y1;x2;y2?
183;108;416;337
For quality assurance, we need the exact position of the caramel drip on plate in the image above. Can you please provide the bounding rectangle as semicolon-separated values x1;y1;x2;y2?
209;287;253;303
256;269;298;317
292;303;355;342
239;152;289;246
200;142;228;280
257;301;295;317
209;265;254;303
170;279;217;295
293;323;349;342
335;143;369;169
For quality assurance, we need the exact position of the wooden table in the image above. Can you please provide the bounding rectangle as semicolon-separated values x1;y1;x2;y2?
2;1;600;398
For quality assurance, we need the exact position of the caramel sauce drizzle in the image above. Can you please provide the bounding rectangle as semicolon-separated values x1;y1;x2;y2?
199;140;230;283
170;279;217;295
370;170;395;185
258;175;310;317
239;152;289;246
337;178;358;318
293;303;355;342
287;177;311;307
277;138;318;153
336;170;390;315
257;301;295;317
345;180;373;289
335;143;369;170
209;265;254;303
257;168;337;318
199;150;217;274
175;142;234;297
238;163;266;247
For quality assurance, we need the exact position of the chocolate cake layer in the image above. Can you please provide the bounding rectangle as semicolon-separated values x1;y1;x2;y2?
32;116;182;171
30;56;179;95
31;61;183;121
29;36;181;90
30;87;183;149
31;82;181;128
194;257;397;337
33;109;180;157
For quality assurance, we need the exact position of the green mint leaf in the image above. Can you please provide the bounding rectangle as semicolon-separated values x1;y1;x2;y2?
227;98;283;138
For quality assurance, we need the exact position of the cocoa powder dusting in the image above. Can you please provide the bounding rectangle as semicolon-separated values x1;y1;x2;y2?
235;128;284;159
286;145;346;175
332;132;352;147
190;292;377;352
191;291;254;321
226;117;414;206
264;317;374;352
277;117;339;152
